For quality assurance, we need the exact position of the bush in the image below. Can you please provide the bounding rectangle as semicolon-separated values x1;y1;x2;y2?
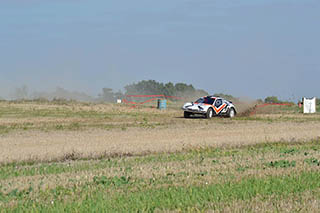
124;80;208;98
264;96;282;104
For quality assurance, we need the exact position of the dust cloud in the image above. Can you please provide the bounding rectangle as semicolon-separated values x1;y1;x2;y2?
6;85;261;115
9;86;95;102
233;97;259;116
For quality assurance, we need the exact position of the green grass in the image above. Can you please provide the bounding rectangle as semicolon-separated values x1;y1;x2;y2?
1;139;319;180
3;171;320;212
0;105;150;119
304;158;320;166
1;101;319;135
1;100;320;211
0;140;320;211
0;102;173;135
266;160;296;168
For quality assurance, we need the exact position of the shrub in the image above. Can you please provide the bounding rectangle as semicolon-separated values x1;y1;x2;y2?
264;96;282;104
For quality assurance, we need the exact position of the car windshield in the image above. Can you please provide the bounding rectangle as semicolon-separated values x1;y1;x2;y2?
195;97;215;105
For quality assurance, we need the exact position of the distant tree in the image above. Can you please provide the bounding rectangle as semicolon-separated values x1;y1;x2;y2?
13;85;29;100
125;80;166;96
317;98;320;106
164;82;175;96
264;96;281;104
124;80;208;99
174;83;196;97
99;88;116;102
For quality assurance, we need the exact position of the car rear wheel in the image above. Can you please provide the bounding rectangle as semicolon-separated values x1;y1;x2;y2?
184;111;192;118
206;108;213;119
228;108;235;118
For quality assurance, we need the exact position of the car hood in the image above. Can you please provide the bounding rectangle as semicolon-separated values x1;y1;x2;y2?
182;102;208;110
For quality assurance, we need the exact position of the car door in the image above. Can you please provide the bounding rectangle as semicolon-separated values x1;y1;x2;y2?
213;98;226;115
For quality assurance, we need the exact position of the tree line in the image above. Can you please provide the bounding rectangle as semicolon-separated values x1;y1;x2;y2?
9;82;319;105
9;81;208;102
99;80;209;102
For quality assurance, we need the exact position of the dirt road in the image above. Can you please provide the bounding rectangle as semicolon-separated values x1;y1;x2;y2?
1;120;319;163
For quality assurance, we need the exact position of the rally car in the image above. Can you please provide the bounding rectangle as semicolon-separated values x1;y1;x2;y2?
182;96;237;118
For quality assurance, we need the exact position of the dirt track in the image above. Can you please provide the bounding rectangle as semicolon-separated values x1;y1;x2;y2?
1;120;319;163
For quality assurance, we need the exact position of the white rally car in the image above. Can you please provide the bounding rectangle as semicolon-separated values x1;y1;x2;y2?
182;96;237;118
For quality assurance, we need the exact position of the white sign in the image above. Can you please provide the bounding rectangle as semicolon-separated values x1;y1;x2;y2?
303;97;316;114
117;99;122;104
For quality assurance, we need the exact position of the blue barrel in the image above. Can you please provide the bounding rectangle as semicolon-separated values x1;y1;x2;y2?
157;99;167;110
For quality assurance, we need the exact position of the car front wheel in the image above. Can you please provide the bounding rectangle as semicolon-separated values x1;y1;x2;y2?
206;108;213;119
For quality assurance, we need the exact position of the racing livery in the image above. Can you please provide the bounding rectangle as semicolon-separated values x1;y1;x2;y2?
182;96;237;118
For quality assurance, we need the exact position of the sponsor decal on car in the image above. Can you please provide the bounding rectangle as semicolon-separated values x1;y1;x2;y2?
213;103;226;114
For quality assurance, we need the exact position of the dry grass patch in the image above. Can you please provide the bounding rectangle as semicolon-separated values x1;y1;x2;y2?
1;120;320;163
1;139;320;211
210;189;320;213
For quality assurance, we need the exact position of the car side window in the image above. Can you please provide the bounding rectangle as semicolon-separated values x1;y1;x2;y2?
207;98;214;105
214;99;223;107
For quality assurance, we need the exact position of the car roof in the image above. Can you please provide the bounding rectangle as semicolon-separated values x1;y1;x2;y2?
203;96;221;99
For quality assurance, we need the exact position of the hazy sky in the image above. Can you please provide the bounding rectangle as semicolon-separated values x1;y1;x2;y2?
1;0;319;100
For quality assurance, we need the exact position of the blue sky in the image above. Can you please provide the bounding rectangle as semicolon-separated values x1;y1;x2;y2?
0;0;319;100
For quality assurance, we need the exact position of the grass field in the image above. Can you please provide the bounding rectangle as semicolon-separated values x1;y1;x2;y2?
0;100;319;212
